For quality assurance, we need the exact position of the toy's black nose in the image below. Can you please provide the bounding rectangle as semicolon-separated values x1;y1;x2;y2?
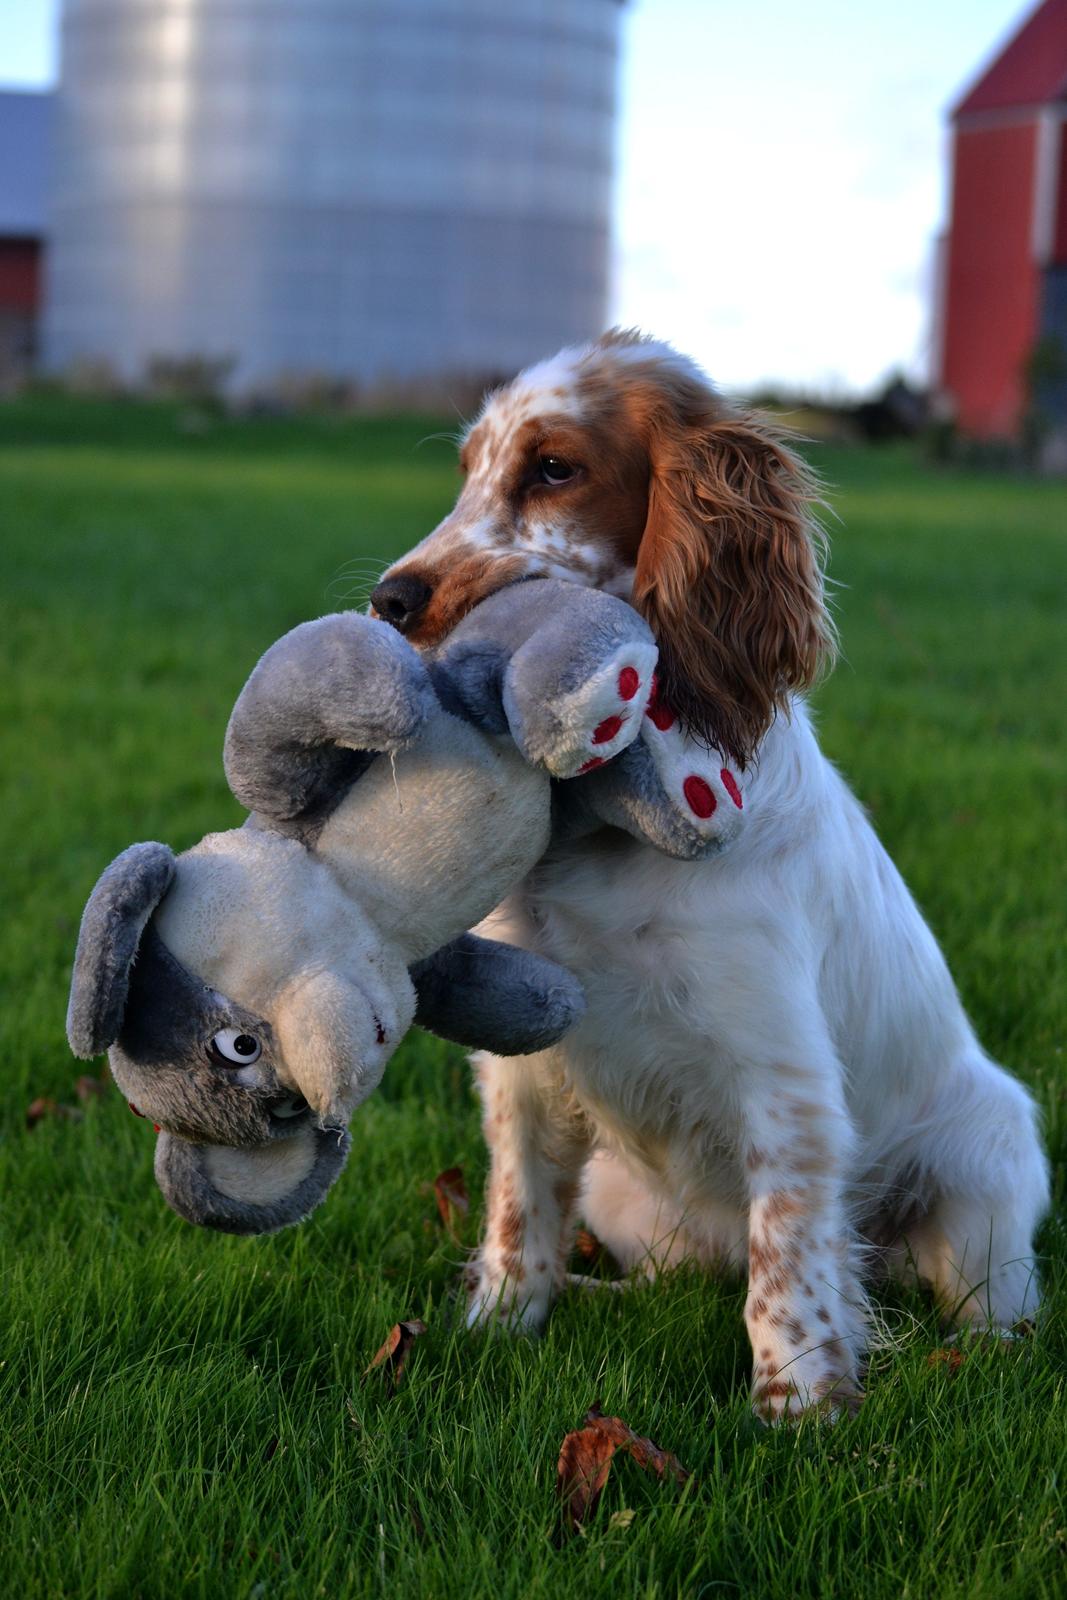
370;575;433;633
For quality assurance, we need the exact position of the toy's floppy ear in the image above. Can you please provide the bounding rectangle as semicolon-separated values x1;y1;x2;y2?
154;1125;349;1235
67;842;177;1058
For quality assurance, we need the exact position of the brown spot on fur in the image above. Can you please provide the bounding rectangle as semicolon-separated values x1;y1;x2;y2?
755;1380;796;1399
786;1317;808;1345
748;1237;782;1278
749;1297;768;1320
763;1190;806;1223
497;1202;524;1261
816;1306;832;1325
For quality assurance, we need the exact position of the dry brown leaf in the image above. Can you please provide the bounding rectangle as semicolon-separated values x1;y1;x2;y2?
364;1318;427;1389
433;1166;469;1239
26;1097;83;1130
585;1405;689;1484
556;1404;689;1537
574;1228;604;1262
556;1425;618;1533
926;1347;967;1374
74;1074;109;1103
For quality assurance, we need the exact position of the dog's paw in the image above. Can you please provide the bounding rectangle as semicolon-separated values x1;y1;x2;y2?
465;1271;551;1336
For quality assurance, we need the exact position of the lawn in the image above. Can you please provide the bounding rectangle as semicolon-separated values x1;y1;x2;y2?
1;394;1064;1599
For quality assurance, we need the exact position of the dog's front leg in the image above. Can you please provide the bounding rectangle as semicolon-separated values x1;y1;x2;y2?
740;1064;868;1421
467;1047;590;1333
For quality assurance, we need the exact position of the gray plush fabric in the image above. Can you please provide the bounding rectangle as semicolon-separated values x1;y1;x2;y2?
66;841;176;1057
564;740;732;861
429;579;657;765
411;933;585;1055
154;1124;350;1236
224;612;436;828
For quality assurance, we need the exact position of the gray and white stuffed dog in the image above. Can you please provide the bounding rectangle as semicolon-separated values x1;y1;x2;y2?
65;580;676;1235
67;578;747;1237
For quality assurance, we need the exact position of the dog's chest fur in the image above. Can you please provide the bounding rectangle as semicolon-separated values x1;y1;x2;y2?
485;823;756;1178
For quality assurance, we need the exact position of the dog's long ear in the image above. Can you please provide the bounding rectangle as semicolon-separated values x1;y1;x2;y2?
632;396;833;768
154;1125;349;1235
67;842;177;1057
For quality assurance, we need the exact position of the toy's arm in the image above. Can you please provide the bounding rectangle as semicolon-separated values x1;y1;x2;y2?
410;933;584;1055
224;613;437;824
428;580;659;779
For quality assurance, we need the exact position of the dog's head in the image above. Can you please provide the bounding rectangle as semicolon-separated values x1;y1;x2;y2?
373;329;833;767
66;836;412;1234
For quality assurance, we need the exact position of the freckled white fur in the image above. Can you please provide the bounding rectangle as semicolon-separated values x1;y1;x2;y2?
469;702;1048;1413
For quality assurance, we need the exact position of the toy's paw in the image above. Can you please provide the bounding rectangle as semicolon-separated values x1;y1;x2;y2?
639;679;745;845
518;640;659;779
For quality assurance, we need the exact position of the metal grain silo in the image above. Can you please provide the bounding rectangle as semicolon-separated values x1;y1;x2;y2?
43;0;623;392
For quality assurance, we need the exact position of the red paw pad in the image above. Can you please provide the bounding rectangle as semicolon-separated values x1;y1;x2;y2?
617;666;640;701
721;770;743;809
579;756;606;773
592;714;624;745
683;775;716;818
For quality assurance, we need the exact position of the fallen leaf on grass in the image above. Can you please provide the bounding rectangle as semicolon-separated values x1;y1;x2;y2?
557;1425;618;1533
26;1097;83;1130
364;1319;427;1390
74;1074;108;1102
585;1404;689;1483
926;1347;967;1374
574;1228;603;1262
433;1166;469;1238
556;1403;689;1534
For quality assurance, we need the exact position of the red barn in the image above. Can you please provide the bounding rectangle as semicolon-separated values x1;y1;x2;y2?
0;91;51;385
937;0;1067;440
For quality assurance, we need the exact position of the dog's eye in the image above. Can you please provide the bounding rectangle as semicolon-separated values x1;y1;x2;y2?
538;455;577;486
209;1028;262;1066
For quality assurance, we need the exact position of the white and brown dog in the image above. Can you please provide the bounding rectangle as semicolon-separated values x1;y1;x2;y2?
371;330;1048;1420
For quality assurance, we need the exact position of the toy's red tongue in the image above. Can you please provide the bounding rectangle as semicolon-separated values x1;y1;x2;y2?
128;1101;161;1133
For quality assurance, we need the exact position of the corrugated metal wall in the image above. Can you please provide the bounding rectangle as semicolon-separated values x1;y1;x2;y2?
43;0;622;390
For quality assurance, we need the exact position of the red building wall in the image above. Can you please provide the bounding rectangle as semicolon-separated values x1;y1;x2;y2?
0;237;42;315
941;121;1042;437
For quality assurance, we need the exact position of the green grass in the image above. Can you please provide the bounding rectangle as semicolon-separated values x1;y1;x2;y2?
1;395;1064;1599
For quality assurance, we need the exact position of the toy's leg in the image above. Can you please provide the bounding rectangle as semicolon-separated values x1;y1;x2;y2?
571;725;747;860
411;933;585;1056
501;595;659;778
467;1047;592;1332
225;613;436;823
889;1054;1047;1329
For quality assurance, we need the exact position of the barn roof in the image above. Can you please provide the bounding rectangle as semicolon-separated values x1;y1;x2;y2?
953;0;1067;118
0;89;52;236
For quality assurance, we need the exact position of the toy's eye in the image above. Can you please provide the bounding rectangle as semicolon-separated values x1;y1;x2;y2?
209;1028;261;1066
538;454;577;486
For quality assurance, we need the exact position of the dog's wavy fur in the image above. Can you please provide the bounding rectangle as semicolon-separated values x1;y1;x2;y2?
378;330;1048;1419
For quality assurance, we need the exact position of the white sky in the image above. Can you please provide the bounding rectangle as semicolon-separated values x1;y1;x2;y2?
0;0;1030;395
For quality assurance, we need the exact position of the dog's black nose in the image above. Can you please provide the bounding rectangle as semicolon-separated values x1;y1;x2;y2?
370;574;433;632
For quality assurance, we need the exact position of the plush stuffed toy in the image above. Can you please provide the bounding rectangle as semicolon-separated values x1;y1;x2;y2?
66;579;745;1236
